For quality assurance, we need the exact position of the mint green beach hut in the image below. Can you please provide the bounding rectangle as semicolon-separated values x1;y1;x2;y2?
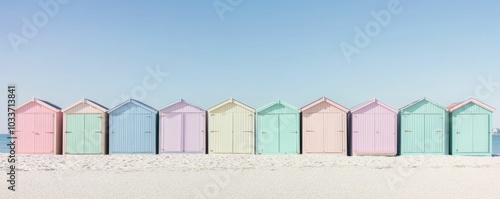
399;98;448;155
256;100;300;154
449;98;496;156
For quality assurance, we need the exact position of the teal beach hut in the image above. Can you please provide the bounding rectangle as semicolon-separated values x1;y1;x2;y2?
399;98;448;155
448;98;496;156
256;100;300;154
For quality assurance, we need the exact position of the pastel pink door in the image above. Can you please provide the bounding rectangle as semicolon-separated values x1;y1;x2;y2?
17;114;35;153
35;114;55;153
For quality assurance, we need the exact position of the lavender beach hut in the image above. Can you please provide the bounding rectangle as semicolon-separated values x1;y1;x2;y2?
351;99;398;156
158;99;206;153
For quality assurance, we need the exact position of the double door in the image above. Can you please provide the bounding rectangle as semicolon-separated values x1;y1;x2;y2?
454;114;489;153
161;113;205;153
17;113;54;153
303;113;345;153
401;114;444;154
352;114;396;154
258;114;298;154
210;112;254;154
110;113;155;153
66;114;102;154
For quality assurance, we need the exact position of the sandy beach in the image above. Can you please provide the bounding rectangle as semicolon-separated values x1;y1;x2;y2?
1;154;499;199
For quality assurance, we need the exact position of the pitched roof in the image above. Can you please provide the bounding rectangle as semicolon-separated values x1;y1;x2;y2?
351;98;398;114
16;97;61;112
159;99;205;111
207;98;255;113
399;98;447;111
300;97;349;112
448;98;496;112
62;98;108;112
257;100;299;113
108;99;157;113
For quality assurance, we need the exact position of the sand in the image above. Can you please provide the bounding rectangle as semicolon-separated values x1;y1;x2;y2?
1;154;499;199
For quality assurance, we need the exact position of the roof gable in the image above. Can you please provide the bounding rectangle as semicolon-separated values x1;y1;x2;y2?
257;100;299;113
16;97;61;112
448;98;496;112
400;98;447;111
108;99;157;113
208;98;255;113
300;97;349;113
62;98;108;113
159;99;205;112
351;99;398;114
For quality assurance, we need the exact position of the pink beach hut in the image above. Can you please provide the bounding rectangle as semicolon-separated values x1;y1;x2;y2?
158;99;206;153
351;99;398;156
15;98;63;154
301;97;349;155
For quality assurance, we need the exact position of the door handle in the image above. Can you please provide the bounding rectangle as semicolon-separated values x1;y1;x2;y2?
306;130;314;132
243;131;253;133
405;130;412;132
262;132;267;134
66;131;73;133
145;131;151;133
291;132;298;133
45;132;53;134
353;131;359;133
95;131;102;133
457;132;461;134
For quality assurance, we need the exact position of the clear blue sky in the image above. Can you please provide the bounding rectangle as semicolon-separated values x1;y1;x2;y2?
1;0;500;131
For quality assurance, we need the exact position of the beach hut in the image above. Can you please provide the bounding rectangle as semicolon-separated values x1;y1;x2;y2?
448;98;496;156
256;100;300;155
351;99;398;156
399;98;448;155
158;99;206;153
62;99;108;155
15;98;62;154
207;98;255;154
108;99;157;154
301;97;349;155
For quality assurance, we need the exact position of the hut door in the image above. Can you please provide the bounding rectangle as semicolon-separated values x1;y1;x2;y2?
17;113;35;153
110;114;126;153
323;113;344;153
184;113;204;152
140;114;155;153
210;113;233;153
34;114;54;153
374;114;396;153
352;114;375;153
233;113;254;154
84;114;101;154
162;113;183;152
279;114;298;154
303;113;324;153
455;115;474;153
424;115;443;153
259;114;279;153
402;114;425;153
473;115;489;153
66;114;85;154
